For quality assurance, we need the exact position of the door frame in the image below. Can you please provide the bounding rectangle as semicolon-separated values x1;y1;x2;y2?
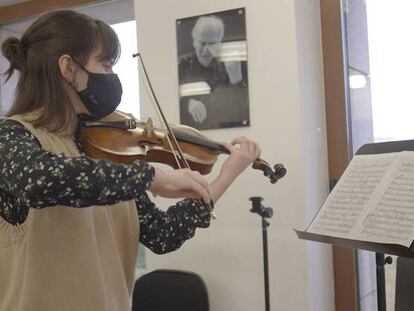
320;0;358;310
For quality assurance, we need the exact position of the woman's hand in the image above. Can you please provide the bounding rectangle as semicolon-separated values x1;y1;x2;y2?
149;167;211;203
209;137;261;203
149;137;261;206
220;137;261;178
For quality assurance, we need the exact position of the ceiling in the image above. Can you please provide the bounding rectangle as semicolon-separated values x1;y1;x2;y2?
0;0;30;8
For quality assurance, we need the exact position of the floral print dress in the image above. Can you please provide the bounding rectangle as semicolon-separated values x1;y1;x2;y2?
0;119;210;254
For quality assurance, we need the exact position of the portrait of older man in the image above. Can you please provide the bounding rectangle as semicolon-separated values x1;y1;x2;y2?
177;8;250;130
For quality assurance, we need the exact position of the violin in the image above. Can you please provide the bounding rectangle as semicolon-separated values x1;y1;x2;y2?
76;110;286;184
76;53;285;218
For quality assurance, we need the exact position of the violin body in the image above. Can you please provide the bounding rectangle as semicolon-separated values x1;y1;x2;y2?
78;111;224;174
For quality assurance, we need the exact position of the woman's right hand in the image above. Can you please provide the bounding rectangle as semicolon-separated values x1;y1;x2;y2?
148;167;211;203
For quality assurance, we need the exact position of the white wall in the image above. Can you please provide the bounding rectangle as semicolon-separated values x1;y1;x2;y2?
134;0;334;310
295;1;335;310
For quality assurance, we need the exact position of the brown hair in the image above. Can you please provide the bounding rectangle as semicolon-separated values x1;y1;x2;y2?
1;10;120;133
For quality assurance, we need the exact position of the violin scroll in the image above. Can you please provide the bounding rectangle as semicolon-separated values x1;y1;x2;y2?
252;159;286;184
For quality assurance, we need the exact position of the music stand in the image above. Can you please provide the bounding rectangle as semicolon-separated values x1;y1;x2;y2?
296;139;414;311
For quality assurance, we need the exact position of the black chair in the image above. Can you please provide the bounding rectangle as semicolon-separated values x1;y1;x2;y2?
131;269;209;311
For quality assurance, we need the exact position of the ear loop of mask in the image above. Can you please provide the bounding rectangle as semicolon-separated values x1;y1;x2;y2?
71;57;91;75
68;57;88;90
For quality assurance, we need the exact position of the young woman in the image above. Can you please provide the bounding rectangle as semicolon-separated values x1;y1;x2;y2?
0;10;261;311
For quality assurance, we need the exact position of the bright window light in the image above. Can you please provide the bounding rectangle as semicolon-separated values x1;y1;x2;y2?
349;74;368;89
111;20;140;119
366;0;414;141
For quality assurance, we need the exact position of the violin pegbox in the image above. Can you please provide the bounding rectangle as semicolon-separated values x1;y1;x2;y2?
252;159;287;184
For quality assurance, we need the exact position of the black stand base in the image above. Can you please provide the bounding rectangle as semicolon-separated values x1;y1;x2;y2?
250;197;273;311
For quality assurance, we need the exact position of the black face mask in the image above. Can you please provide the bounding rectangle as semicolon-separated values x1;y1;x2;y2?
72;58;123;119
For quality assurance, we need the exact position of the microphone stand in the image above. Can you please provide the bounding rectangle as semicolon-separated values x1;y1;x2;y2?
250;196;273;311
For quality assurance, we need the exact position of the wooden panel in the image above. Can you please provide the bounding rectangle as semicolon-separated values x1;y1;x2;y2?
320;0;359;310
0;0;109;25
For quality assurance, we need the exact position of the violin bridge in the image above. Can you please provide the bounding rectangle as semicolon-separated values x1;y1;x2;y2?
138;118;163;148
143;118;155;138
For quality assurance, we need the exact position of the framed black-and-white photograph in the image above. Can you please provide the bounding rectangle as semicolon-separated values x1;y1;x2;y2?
176;8;250;130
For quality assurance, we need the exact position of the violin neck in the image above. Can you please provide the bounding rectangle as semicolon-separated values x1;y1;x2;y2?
172;130;229;154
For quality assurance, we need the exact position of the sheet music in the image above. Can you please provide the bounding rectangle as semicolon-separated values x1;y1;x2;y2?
308;153;398;238
355;152;414;247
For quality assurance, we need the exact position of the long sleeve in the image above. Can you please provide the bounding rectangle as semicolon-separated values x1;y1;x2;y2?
137;191;211;254
0;119;155;225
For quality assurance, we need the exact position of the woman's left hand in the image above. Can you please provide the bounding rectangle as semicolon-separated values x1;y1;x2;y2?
220;137;261;178
208;137;261;204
